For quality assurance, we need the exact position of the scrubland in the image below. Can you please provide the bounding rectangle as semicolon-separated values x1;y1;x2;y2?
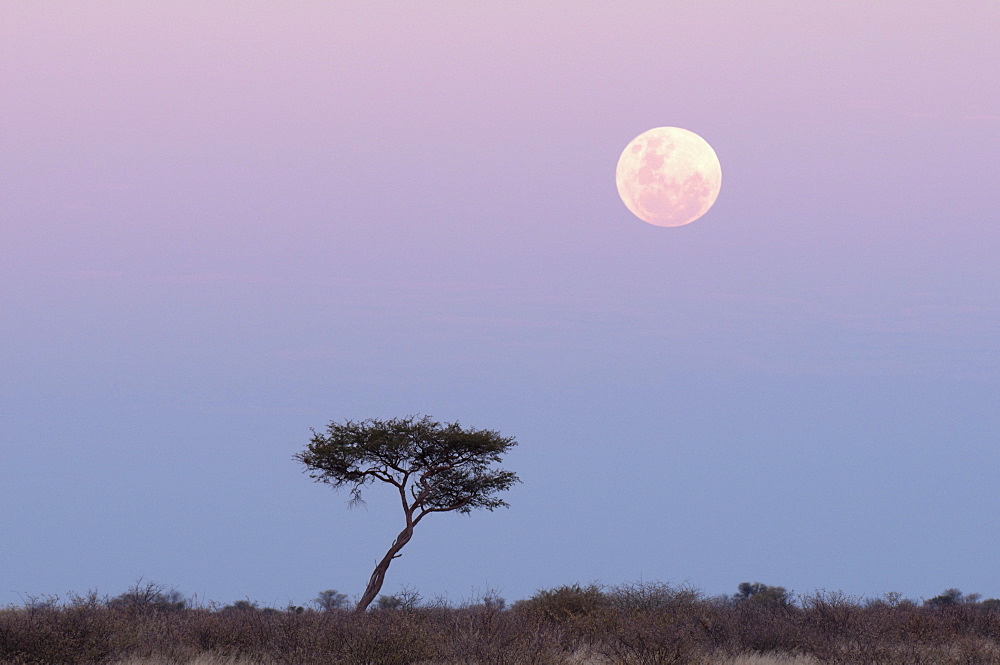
3;582;1000;664
107;653;820;665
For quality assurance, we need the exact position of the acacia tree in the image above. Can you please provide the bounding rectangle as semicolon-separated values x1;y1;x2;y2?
295;415;520;612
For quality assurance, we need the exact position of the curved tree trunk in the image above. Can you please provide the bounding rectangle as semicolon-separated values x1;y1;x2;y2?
355;523;414;612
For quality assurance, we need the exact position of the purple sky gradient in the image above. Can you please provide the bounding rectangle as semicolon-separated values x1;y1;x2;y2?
2;3;999;608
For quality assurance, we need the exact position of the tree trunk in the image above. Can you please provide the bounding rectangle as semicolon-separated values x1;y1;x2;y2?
355;523;414;611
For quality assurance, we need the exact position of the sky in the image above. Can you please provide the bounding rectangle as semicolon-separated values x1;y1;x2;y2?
2;2;998;609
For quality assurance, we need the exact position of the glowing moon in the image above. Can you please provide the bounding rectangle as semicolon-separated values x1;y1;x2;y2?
616;127;722;227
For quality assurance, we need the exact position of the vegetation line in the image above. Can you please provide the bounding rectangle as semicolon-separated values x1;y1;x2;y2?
3;580;999;664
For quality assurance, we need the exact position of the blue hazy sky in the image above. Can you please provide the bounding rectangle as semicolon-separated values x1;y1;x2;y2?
2;2;998;608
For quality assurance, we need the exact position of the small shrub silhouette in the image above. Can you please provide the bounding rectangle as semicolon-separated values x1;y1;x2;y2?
311;589;348;612
517;583;608;622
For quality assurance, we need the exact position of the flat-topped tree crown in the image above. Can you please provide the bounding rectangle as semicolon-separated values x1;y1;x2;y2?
295;415;519;611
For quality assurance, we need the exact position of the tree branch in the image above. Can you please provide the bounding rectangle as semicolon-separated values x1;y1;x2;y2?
414;497;471;525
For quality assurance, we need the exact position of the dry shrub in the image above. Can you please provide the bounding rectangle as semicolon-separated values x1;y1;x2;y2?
433;604;566;665
595;583;710;665
3;583;1000;665
111;656;271;665
711;655;820;665
517;584;610;623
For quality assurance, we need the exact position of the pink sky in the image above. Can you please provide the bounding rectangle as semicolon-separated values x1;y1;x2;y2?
2;2;998;607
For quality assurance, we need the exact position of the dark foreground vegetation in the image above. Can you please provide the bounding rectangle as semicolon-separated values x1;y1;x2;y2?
3;582;1000;664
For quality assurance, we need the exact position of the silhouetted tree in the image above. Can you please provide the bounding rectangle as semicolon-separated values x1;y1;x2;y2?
295;415;520;612
221;599;259;613
374;587;422;611
734;582;792;608
108;581;187;612
312;589;349;611
925;588;980;607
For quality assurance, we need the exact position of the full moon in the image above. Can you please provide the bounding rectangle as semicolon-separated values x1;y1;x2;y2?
615;127;722;227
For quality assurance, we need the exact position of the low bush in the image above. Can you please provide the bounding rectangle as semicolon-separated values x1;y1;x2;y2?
3;583;1000;664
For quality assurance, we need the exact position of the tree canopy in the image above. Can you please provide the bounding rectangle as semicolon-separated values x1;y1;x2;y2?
295;415;519;611
733;582;793;608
